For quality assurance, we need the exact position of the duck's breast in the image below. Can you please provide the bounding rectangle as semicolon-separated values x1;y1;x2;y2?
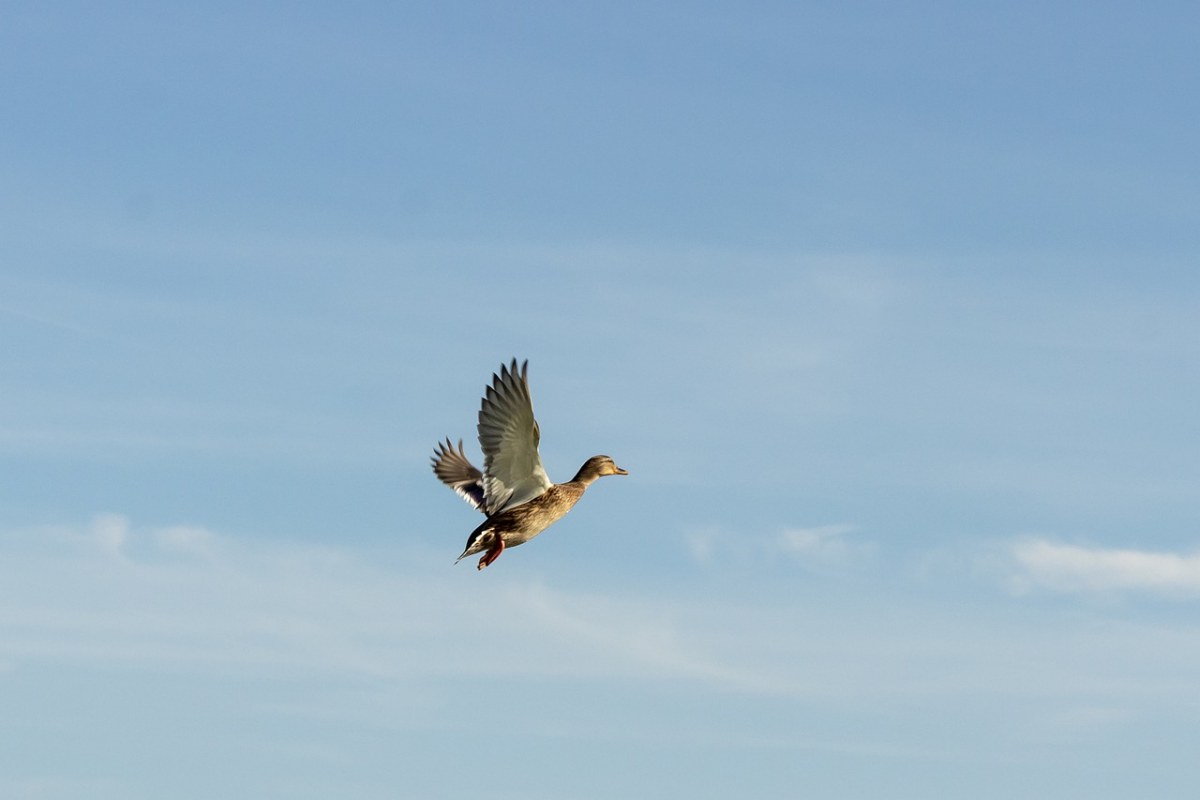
504;483;586;545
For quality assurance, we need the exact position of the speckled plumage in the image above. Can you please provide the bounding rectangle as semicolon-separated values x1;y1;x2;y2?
455;482;585;562
431;361;627;570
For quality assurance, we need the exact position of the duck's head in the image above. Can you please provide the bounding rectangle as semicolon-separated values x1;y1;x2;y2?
572;455;629;484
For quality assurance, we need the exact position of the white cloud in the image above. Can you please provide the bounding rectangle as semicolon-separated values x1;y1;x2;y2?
90;512;129;556
153;523;218;557
777;524;857;556
776;524;873;565
684;527;720;564
684;523;873;569
1011;538;1200;595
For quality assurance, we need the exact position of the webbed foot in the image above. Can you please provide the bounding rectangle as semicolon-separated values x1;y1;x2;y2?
477;536;505;570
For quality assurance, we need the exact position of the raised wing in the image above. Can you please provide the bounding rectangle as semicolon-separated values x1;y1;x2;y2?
430;438;486;513
477;359;553;515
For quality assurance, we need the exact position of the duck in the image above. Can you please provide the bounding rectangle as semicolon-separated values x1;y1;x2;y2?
431;359;627;570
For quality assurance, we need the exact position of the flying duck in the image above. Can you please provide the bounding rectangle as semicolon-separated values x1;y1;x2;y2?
431;359;627;569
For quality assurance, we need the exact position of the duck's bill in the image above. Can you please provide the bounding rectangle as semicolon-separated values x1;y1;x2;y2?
614;465;629;475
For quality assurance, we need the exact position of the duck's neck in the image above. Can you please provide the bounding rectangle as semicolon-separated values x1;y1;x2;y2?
569;463;604;487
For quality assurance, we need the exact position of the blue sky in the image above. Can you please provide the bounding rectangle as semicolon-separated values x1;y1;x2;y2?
3;2;1199;798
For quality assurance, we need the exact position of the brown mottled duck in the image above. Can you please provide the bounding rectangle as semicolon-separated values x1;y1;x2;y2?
431;359;627;570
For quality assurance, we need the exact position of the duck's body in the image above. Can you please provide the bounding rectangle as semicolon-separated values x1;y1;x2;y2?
431;361;627;570
454;456;623;566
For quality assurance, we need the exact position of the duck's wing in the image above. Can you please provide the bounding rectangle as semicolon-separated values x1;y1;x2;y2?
431;438;486;513
477;359;553;515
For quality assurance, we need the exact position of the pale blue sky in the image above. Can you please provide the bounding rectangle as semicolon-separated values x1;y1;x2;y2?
3;3;1199;799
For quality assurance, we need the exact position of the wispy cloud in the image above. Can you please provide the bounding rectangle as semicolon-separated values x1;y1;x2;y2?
6;517;1200;706
0;514;748;688
7;515;1200;799
776;524;872;563
1010;538;1200;596
686;523;874;569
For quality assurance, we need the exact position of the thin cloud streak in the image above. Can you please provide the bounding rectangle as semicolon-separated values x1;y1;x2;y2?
685;522;874;570
1011;538;1200;595
776;524;874;564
